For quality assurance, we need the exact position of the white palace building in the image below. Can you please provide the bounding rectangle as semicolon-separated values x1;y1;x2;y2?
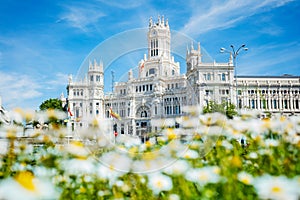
66;16;300;136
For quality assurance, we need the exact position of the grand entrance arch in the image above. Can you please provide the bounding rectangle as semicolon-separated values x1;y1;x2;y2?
135;105;151;140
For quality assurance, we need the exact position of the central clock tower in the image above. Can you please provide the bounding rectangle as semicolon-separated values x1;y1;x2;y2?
138;16;179;79
148;15;170;60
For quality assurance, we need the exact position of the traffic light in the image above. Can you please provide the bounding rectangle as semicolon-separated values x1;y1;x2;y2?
113;124;118;137
113;124;117;132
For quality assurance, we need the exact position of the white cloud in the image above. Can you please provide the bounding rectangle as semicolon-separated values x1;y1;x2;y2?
0;71;70;110
238;42;300;75
59;2;106;32
181;0;294;36
96;0;146;9
46;73;69;89
0;71;42;109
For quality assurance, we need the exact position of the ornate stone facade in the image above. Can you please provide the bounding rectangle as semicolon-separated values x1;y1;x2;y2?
67;60;104;129
66;16;300;135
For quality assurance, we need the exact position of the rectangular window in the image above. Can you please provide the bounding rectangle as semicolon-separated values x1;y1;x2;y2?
207;74;211;80
96;75;100;82
284;99;288;109
273;100;277;109
251;99;255;109
262;99;266;109
221;73;226;81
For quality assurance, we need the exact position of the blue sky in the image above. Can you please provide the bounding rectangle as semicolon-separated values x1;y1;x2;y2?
0;0;299;110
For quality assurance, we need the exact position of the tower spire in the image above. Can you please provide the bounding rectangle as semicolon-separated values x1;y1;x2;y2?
149;17;153;27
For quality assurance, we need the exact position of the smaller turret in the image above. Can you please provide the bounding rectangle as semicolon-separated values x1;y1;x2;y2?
88;59;104;86
186;41;202;72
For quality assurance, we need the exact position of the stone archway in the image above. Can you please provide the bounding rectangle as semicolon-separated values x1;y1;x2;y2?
135;105;151;138
136;105;151;118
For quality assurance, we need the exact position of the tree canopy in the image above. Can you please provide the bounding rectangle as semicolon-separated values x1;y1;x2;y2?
39;98;63;111
203;101;237;119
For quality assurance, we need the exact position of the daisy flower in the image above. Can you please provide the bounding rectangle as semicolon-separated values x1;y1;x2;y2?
254;174;299;200
0;171;59;200
147;173;173;195
163;159;190;176
99;151;132;173
185;166;221;186
179;149;199;159
237;171;254;185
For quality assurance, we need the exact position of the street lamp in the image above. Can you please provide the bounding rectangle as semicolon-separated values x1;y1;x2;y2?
220;44;248;109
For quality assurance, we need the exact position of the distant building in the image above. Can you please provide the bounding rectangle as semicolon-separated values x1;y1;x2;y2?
66;16;300;135
66;60;104;130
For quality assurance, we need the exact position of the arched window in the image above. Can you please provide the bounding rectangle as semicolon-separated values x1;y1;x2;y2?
141;111;147;118
149;68;155;75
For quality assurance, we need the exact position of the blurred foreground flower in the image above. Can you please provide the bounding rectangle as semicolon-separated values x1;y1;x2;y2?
254;174;299;200
0;171;59;200
147;173;173;195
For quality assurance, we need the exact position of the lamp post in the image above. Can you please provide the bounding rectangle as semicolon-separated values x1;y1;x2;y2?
220;44;248;109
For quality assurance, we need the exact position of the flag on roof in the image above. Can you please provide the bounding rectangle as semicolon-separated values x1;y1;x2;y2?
109;107;121;120
139;60;145;71
68;106;73;116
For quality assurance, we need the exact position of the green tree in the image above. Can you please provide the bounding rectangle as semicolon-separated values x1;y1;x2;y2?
203;101;237;119
39;98;66;129
39;98;63;111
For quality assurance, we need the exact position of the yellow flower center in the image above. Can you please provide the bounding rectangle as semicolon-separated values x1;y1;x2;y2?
241;178;250;185
272;186;281;193
15;171;36;191
231;156;242;168
156;180;163;188
145;141;152;148
199;173;208;181
71;141;84;147
143;151;158;160
232;129;239;135
109;164;115;171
